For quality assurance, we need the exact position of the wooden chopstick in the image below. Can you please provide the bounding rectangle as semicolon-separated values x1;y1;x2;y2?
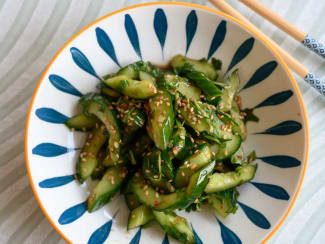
208;0;325;96
239;0;325;60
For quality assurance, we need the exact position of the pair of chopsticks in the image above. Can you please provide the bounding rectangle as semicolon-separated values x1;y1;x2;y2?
209;0;325;96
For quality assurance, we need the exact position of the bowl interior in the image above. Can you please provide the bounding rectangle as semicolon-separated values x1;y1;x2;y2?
26;3;307;244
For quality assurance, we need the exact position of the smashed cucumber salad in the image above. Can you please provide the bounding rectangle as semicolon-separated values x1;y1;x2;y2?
66;55;257;244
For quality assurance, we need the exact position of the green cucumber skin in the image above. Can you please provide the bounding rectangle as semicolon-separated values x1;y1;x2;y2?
87;166;126;212
152;210;195;244
175;144;211;188
208;188;239;218
64;114;98;131
147;90;174;150
210;135;242;162
76;126;107;183
104;75;157;99
127;205;154;230
80;93;121;165
170;54;217;80
185;161;216;206
205;164;257;193
218;69;240;112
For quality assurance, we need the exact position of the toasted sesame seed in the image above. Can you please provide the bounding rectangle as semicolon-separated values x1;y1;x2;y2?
181;171;185;177
168;179;173;183
194;199;199;203
89;133;93;139
145;190;149;196
155;192;160;198
191;164;197;170
154;175;159;179
145;169;151;173
180;135;185;140
82;127;87;132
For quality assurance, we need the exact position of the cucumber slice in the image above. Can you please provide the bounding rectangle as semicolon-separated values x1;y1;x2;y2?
175;144;211;188
147;90;174;150
152;210;195;244
177;81;201;100
186;161;215;204
170;121;186;158
80;93;122;165
64;114;98;131
139;71;156;82
130;175;187;211
205;164;257;193
76;126;107;183
230;146;244;165
170;54;217;80
218;69;240;112
177;97;232;142
209;135;242;161
87;165;127;212
125;193;141;210
161;149;174;180
175;134;195;161
208;188;239;218
231;100;247;140
104;75;157;99
127;205;154;230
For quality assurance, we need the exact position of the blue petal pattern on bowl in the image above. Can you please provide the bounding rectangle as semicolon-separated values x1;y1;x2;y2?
258;155;301;168
32;143;76;157
49;74;83;97
129;227;141;244
154;8;167;58
250;182;290;200
242;61;278;90
96;27;121;67
207;20;226;60
255;120;302;135
192;225;203;244
185;10;198;55
125;14;142;60
216;217;242;244
88;218;114;244
238;201;271;229
254;90;293;109
162;234;169;244
39;175;75;188
58;201;87;225
31;7;306;243
36;107;69;124
70;47;102;80
227;37;255;72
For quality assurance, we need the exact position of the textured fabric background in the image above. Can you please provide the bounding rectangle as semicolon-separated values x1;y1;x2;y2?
0;0;324;243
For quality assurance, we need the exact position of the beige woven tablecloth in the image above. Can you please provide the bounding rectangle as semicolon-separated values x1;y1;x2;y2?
1;0;325;243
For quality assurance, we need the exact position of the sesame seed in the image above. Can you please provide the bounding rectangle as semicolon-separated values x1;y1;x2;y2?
145;191;149;196
82;127;87;132
132;214;136;218
144;185;148;190
89;133;93;139
95;123;99;129
191;164;197;170
194;199;199;203
154;175;159;179
145;169;151;173
82;158;86;162
180;135;185;140
155;192;160;198
114;142;119;149
181;171;185;177
168;179;173;183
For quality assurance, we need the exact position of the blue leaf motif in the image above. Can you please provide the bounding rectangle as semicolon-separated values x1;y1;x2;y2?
238;201;271;229
35;108;69;124
242;61;278;90
207;20;227;60
70;47;101;80
96;27;120;67
129;227;141;244
162;234;169;244
88;219;113;244
255;120;302;135
58;201;86;225
32;143;73;157
216;217;242;244
154;8;167;57
254;90;293;109
39;175;75;188
250;182;290;200
185;10;198;55
227;37;254;72
191;224;203;244
258;155;301;168
49;74;82;97
125;14;142;60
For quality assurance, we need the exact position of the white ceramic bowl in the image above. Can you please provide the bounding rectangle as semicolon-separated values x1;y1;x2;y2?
25;2;308;244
